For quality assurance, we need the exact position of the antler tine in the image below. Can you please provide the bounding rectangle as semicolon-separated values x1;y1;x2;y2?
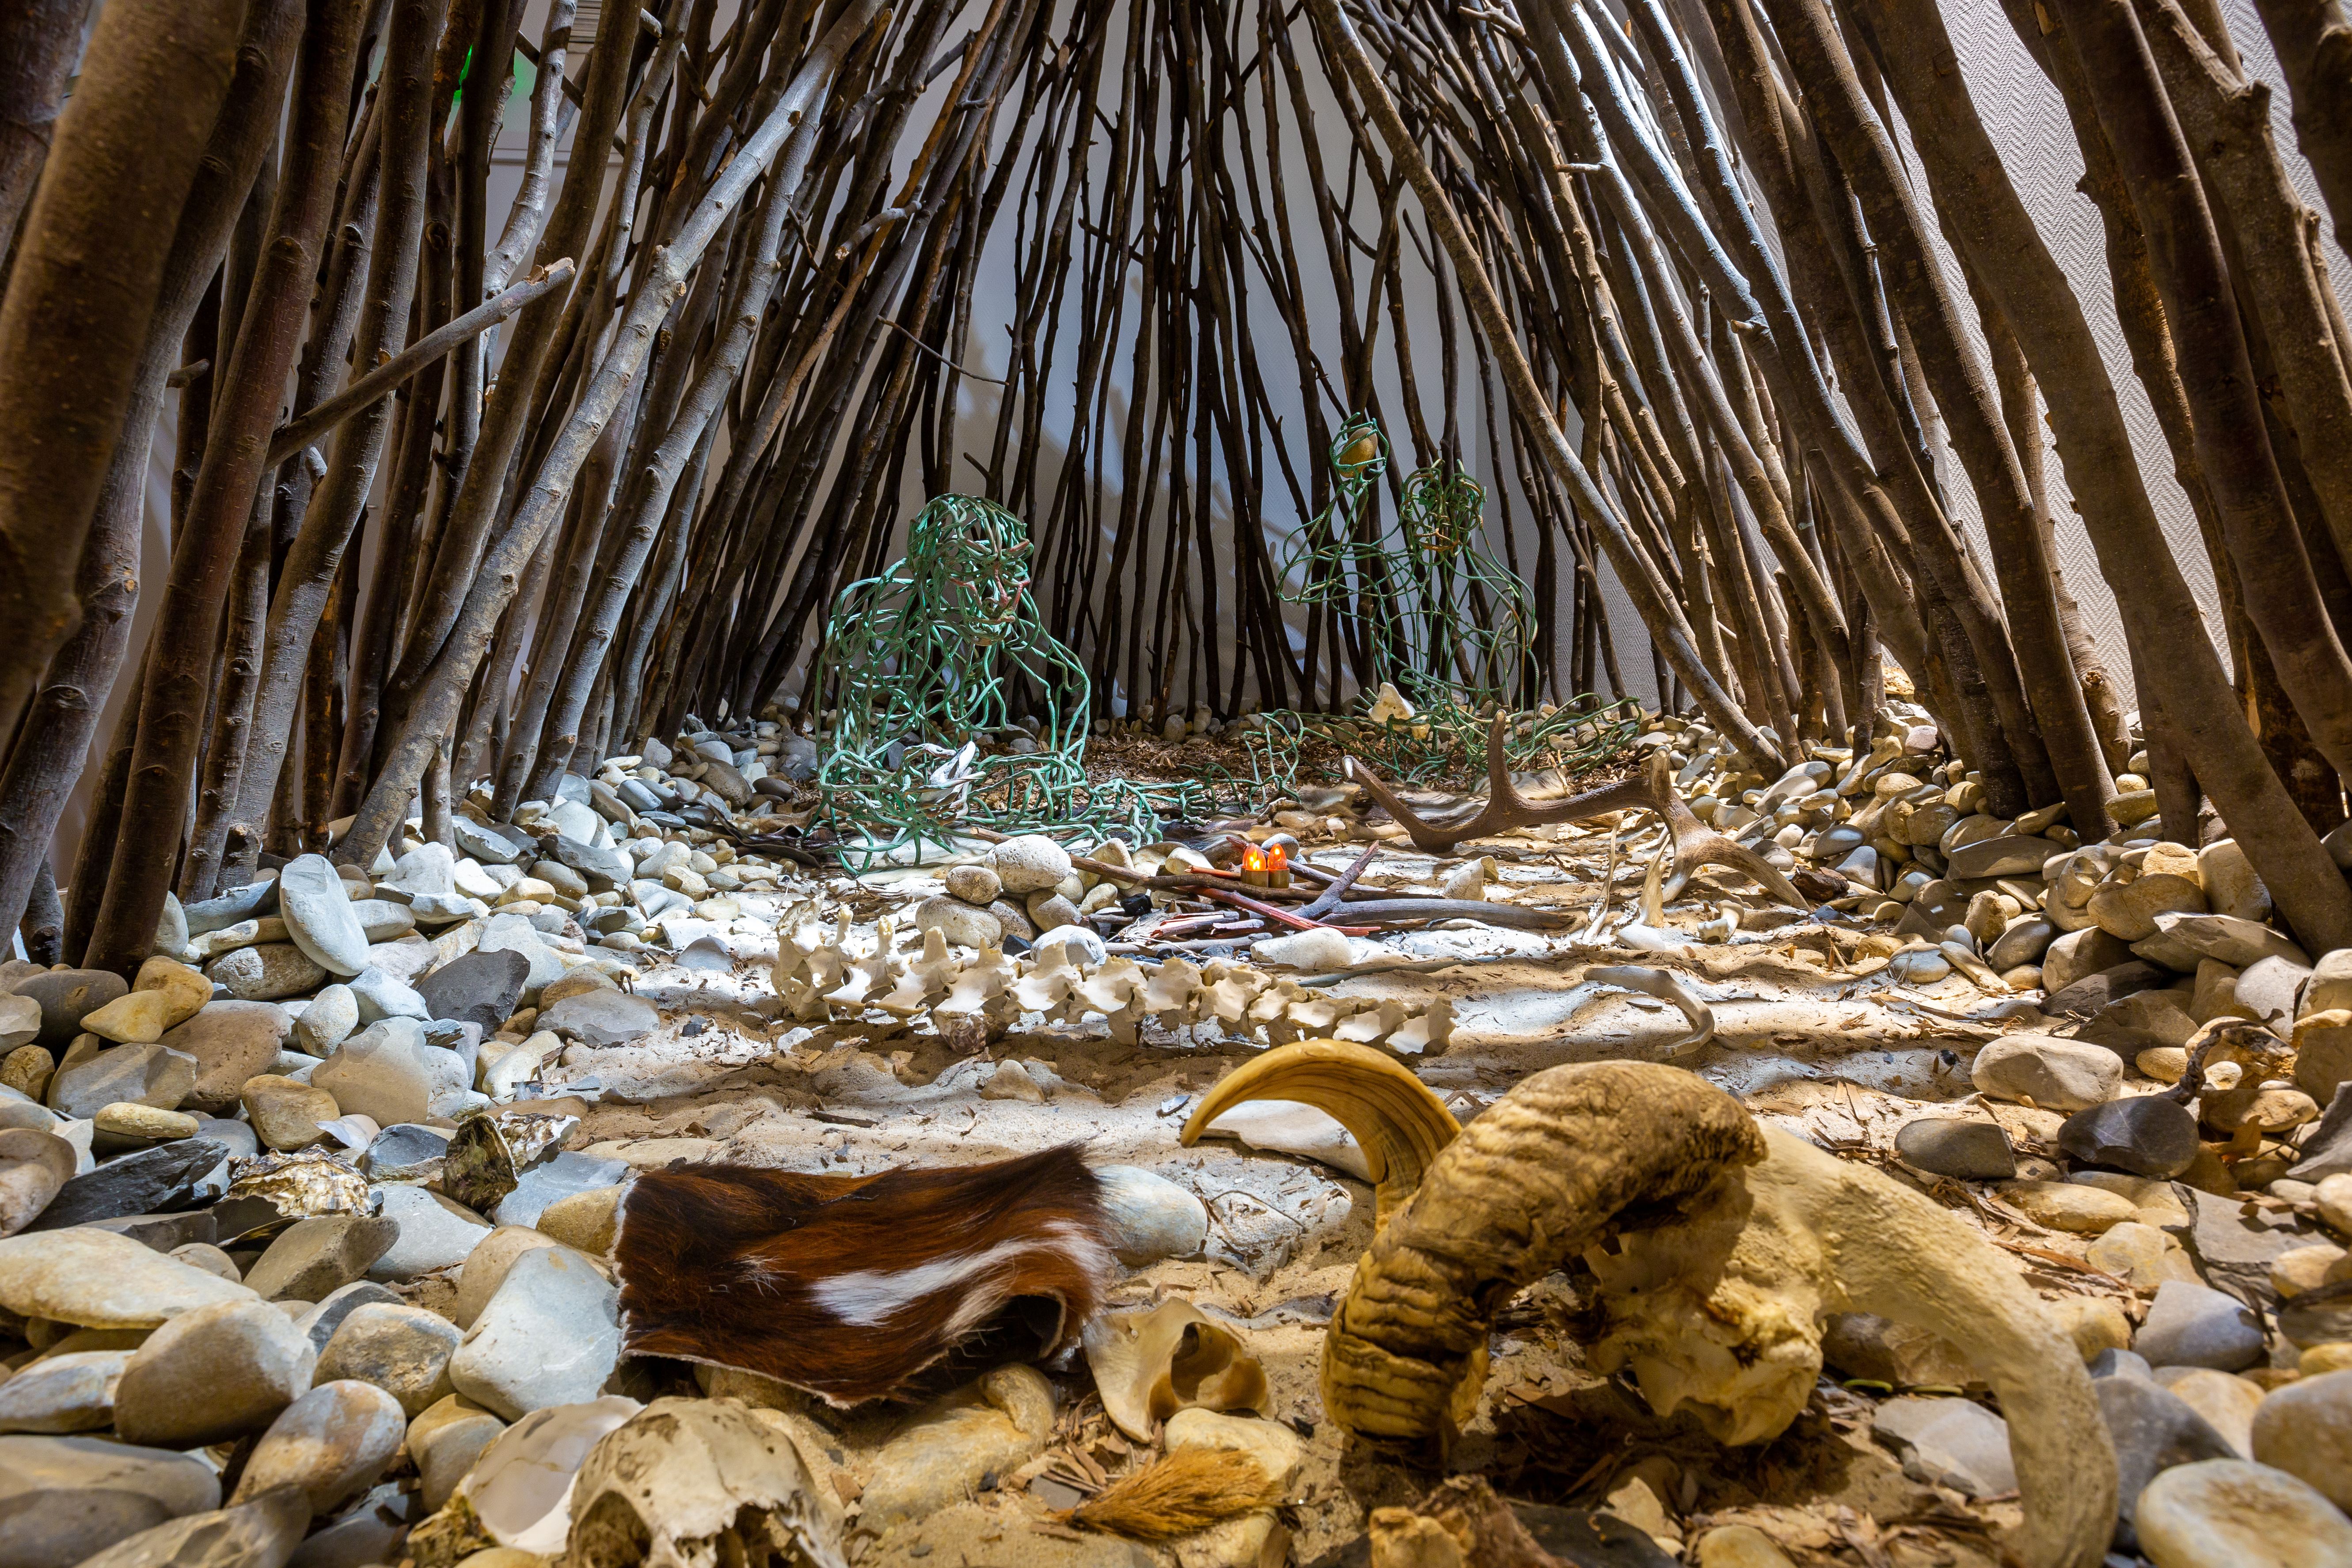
1342;730;1809;911
1342;752;1469;854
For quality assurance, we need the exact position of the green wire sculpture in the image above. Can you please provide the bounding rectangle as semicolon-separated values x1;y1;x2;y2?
812;436;1638;870
1252;414;1641;793
815;495;1104;867
1273;412;1536;713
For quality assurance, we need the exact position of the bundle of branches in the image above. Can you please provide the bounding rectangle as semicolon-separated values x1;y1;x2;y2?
0;0;2348;978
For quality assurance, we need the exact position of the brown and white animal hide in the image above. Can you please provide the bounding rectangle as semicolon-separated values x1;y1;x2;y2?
613;1145;1119;1405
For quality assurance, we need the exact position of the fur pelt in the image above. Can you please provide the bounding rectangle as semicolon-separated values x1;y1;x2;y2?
613;1144;1119;1405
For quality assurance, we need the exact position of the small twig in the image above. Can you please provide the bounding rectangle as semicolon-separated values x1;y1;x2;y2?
265;260;575;466
1298;841;1381;919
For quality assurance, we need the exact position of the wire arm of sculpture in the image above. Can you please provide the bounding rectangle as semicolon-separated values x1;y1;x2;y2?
1344;714;1809;908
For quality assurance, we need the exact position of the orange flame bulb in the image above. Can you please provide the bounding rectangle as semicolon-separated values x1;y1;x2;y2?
1264;845;1287;873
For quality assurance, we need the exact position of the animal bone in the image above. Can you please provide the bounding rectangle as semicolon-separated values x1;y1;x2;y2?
1584;964;1715;1055
1192;1044;2117;1568
771;921;1455;1053
563;1397;847;1568
1345;715;1807;908
1010;938;1083;1016
1080;1298;1271;1440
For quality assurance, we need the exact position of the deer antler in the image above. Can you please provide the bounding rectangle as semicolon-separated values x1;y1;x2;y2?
1344;715;1809;909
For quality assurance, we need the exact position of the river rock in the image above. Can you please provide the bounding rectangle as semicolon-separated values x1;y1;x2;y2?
916;896;1002;950
2079;988;2199;1052
544;835;631;892
92;1102;198;1145
1995;1178;2135;1232
72;1485;314;1568
0;999;36;1058
409;1394;506;1513
112;1296;317;1447
536;990;657;1048
2135;1458;2352;1567
0;1226;252;1327
242;1076;339;1151
1094;1166;1208;1265
487;1151;627;1228
289;1279;401;1353
78;991;174;1046
944;864;1002;904
860;1365;1055;1532
346;967;430;1027
367;1185;491;1281
2248;1370;2352;1511
1985;916;2056;973
0;1350;131;1434
209;942;329;1002
1971;1035;2120;1111
2236;954;2313;1027
291;990;359;1062
991;835;1073;895
312;1021;470;1126
535;1184;624;1255
1893;1116;2015;1180
130;958;211;1031
1869;1394;2015;1497
183;878;278;937
0;1128;73;1237
2090;872;2207;943
346;900;417;945
2289;1086;2352;1183
49;1042;198;1119
536;968;614;1010
2044;959;2172;1019
2139;1280;2265;1371
1943;835;2063;881
29;1138;228;1231
0;1044;50;1101
276;855;372;978
447;1245;621;1420
2085;1221;2199;1292
160;1000;292;1113
315;1302;462;1418
2097;1375;2241;1549
376;843;456;903
2133;912;2307;974
2058;1093;2200;1178
0;1434;224;1567
2040;927;2135;995
414;949;531;1033
476;916;566;997
230;1379;406;1516
2195;839;2270;923
15;970;129;1049
2294;1011;2352;1105
2154;1367;2264;1457
452;1227;562;1327
361;1123;450;1182
243;1214;403;1302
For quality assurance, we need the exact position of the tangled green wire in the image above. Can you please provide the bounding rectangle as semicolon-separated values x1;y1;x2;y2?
813;426;1637;868
1248;414;1642;793
815;494;1179;866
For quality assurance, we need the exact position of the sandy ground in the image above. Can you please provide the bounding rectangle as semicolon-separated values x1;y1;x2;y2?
528;815;2112;1566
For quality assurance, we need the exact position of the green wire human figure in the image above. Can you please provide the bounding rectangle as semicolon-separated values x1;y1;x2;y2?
816;495;1098;866
1276;413;1538;715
